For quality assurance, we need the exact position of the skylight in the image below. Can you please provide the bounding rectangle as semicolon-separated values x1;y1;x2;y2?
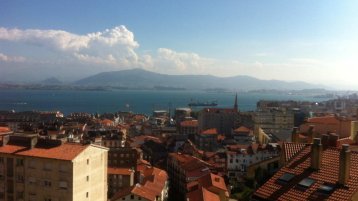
298;178;315;188
318;184;335;194
278;173;295;183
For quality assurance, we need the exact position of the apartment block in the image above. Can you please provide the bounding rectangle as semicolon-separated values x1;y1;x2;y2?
0;133;108;201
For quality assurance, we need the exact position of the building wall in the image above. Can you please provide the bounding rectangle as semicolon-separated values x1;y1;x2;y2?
0;153;78;201
115;194;151;201
72;145;108;201
254;110;294;134
226;150;279;182
198;110;237;135
108;173;134;198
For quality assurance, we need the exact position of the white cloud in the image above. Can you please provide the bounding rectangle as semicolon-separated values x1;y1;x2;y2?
0;26;139;65
0;53;26;62
153;48;214;73
0;26;357;89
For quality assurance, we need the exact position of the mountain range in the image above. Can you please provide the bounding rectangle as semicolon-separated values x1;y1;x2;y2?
73;68;324;91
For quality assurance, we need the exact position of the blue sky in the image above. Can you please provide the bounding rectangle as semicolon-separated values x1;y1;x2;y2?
0;1;357;89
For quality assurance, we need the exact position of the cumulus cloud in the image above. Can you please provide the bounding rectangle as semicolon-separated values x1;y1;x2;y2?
0;26;139;65
0;53;26;62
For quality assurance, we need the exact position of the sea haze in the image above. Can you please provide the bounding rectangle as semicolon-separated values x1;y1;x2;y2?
0;89;328;115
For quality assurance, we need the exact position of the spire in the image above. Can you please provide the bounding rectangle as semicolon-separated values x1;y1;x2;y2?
234;93;238;111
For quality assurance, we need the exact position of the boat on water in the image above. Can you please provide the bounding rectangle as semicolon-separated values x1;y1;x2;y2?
188;100;218;107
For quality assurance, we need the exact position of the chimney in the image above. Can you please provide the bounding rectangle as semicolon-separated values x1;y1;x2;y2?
311;138;322;170
338;144;351;186
328;133;339;147
321;134;329;148
307;125;315;143
291;127;299;143
1;134;10;146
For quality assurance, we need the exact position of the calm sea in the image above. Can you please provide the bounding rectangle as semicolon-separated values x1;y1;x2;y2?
0;89;328;115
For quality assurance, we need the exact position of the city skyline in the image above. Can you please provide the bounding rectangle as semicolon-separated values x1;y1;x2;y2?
0;1;358;89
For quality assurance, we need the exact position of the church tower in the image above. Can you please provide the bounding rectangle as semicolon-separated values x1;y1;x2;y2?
234;93;238;112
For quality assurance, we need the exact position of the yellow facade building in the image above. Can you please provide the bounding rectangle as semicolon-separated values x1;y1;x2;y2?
0;134;108;201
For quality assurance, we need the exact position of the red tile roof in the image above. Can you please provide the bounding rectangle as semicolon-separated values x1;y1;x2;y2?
111;166;168;201
186;186;220;201
180;120;198;127
254;145;358;201
307;115;340;124
0;127;10;133
198;173;228;193
15;143;89;161
108;167;133;175
201;128;218;135
0;144;26;154
234;126;251;133
282;142;308;163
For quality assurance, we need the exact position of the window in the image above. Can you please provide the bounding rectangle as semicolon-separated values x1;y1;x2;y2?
16;175;24;183
59;181;68;190
59;164;67;173
0;157;4;164
44;180;52;187
44;163;52;171
16;158;24;166
29;160;36;169
86;192;89;198
130;195;134;199
44;198;52;201
86;176;89;181
28;177;36;185
87;159;89;165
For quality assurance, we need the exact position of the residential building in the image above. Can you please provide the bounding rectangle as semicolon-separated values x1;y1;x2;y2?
254;108;294;142
0;133;108;201
232;126;255;144
226;143;280;183
186;173;229;201
167;153;212;201
198;95;239;136
111;165;168;201
299;114;358;139
107;167;135;198
179;120;198;136
195;128;219;152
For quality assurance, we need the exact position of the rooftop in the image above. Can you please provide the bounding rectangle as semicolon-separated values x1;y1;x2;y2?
254;145;358;201
180;120;198;127
201;128;218;135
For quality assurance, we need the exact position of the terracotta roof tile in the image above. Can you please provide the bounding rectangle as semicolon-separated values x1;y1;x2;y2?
0;127;10;133
186;186;220;201
111;166;168;201
254;145;358;201
201;128;218;135
198;173;228;192
282;142;308;163
180;120;198;127
15;143;89;160
108;167;133;175
234;126;251;133
0;144;27;154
